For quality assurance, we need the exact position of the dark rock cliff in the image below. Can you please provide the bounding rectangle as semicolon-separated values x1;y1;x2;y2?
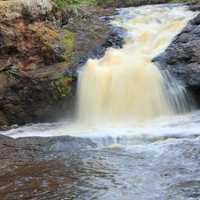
155;6;200;105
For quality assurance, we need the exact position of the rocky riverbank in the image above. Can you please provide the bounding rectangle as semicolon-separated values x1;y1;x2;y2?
0;0;123;129
155;4;200;105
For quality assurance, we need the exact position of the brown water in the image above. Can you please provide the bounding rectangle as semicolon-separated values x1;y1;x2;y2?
77;5;196;123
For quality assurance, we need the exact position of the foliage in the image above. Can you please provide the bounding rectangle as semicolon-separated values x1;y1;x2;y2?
52;76;72;98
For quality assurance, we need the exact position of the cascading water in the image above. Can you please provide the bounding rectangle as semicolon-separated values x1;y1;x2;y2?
77;5;196;123
3;4;200;140
3;6;200;200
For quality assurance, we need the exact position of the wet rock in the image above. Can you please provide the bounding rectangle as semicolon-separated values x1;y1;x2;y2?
0;0;124;128
0;134;12;140
155;12;200;104
190;4;200;12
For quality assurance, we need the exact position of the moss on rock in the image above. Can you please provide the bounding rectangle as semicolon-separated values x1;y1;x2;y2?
63;30;75;62
51;76;72;99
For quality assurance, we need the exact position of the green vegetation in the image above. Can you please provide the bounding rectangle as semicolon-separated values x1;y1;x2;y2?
52;76;72;98
63;30;75;61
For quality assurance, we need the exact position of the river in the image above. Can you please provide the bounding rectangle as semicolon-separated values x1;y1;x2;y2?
1;4;200;200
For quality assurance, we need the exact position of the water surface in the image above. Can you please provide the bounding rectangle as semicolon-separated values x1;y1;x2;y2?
1;4;200;200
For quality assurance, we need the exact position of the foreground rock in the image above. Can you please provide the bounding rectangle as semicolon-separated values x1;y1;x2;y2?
0;0;123;128
155;9;200;104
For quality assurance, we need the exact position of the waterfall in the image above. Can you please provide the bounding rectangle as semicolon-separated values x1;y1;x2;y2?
77;5;197;123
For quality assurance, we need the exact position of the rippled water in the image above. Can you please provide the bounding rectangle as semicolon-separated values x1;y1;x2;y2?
3;111;200;200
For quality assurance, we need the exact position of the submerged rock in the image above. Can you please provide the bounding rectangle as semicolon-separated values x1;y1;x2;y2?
0;135;96;199
0;134;12;140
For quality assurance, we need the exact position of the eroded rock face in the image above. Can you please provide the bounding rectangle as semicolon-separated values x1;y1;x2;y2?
0;0;72;127
155;10;200;104
0;0;123;128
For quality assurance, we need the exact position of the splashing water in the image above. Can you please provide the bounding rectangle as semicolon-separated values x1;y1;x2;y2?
2;4;199;140
2;7;200;200
77;5;196;123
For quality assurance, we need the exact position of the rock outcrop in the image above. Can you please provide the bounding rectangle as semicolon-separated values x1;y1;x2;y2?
155;7;200;105
0;0;123;128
